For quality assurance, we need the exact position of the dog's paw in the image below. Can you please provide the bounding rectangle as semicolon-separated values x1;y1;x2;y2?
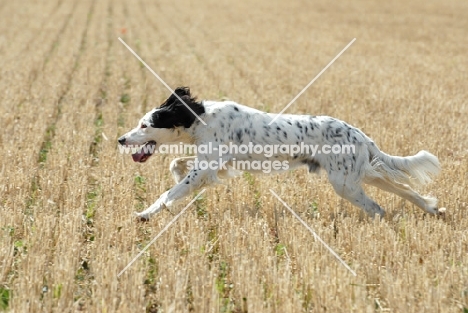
134;211;150;222
436;207;446;218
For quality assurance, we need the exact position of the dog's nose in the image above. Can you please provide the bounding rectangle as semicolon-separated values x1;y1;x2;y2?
118;137;126;145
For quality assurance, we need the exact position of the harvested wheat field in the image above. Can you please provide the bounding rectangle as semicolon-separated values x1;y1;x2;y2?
0;0;467;312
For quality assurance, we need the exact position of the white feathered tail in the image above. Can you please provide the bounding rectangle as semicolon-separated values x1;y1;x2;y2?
368;147;440;187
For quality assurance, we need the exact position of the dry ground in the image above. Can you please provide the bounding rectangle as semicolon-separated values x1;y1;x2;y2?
0;0;467;312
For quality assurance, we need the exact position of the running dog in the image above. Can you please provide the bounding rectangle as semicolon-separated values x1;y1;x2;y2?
118;87;441;220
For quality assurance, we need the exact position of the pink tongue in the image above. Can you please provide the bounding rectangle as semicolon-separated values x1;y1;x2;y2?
132;150;145;162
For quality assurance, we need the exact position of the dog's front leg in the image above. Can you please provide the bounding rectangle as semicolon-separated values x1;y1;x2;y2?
134;190;170;221
135;168;219;221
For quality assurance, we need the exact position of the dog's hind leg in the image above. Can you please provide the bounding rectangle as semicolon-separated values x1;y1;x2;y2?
364;177;439;215
170;156;233;184
170;156;197;183
328;174;385;218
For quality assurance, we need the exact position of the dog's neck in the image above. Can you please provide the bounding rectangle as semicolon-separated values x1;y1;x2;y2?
173;127;196;144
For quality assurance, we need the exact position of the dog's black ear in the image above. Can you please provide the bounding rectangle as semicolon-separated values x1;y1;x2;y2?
174;86;191;97
152;88;205;128
161;87;191;108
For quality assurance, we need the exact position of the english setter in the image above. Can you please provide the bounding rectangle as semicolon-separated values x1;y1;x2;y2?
118;87;441;220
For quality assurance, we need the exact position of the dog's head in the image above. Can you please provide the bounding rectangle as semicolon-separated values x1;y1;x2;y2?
118;87;205;163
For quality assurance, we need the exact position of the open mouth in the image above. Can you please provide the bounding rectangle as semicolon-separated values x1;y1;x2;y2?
131;141;156;163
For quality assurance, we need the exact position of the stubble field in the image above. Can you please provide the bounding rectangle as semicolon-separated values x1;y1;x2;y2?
0;0;467;312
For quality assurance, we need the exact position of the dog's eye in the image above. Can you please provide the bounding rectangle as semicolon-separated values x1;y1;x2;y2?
141;124;147;129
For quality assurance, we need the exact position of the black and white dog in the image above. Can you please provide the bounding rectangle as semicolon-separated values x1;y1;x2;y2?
118;87;441;220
